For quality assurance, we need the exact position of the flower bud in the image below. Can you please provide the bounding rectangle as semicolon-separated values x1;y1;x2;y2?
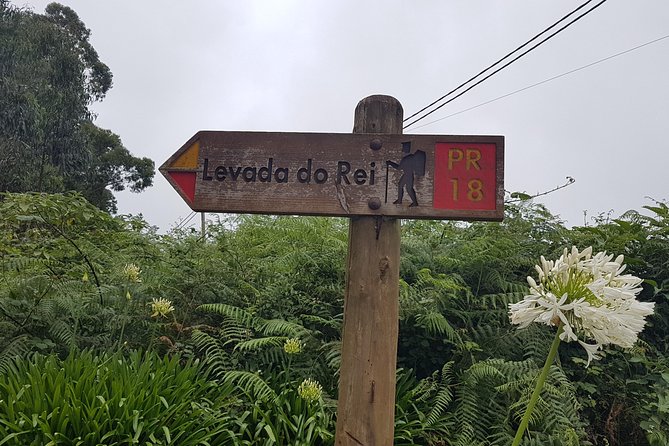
298;378;323;402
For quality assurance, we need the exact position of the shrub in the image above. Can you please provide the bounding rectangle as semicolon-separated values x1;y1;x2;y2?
0;350;236;445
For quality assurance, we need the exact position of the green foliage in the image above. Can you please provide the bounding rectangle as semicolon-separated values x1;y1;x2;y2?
393;366;454;444
3;6;663;444
1;192;668;445
72;121;154;213
194;300;336;392
210;215;347;321
0;193;179;358
0;349;236;445
191;303;336;445
398;268;468;376
228;382;334;446
565;202;669;445
392;356;586;445
0;2;153;211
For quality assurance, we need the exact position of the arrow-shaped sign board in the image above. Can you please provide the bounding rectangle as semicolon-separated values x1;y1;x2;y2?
160;131;504;221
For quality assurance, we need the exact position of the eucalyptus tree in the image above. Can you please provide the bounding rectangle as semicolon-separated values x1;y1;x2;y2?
0;1;153;212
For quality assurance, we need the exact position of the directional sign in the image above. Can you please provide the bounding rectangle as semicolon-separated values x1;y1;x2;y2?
160;131;504;221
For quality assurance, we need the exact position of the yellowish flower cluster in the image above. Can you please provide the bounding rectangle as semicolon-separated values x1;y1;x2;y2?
150;298;174;318
123;263;142;283
297;378;322;402
283;337;302;355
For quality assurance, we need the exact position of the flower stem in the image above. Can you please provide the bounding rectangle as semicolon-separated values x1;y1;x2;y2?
511;325;564;446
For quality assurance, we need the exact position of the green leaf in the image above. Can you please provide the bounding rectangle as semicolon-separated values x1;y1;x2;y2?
0;432;29;446
163;426;172;444
510;192;532;201
263;424;276;442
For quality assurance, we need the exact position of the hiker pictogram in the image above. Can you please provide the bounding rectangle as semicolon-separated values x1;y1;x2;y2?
386;141;426;207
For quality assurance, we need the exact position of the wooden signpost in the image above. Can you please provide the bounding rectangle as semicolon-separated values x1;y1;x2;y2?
161;95;504;445
160;129;503;220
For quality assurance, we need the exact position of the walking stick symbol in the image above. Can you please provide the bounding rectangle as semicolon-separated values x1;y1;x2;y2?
384;160;390;204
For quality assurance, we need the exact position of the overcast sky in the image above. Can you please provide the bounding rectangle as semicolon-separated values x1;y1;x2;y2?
17;0;669;230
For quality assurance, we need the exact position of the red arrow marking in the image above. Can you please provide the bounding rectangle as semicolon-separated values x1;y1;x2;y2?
167;171;196;204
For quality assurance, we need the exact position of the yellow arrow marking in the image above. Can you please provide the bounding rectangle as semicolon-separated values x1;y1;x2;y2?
171;140;199;169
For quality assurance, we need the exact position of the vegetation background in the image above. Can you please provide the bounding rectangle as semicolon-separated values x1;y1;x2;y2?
0;2;667;445
0;192;666;445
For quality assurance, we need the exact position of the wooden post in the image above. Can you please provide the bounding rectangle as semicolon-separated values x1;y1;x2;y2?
335;95;402;446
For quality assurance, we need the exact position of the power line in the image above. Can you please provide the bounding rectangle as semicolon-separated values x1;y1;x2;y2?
408;34;669;131
404;0;608;130
403;0;597;124
173;212;192;230
174;211;196;230
405;0;607;128
179;212;197;229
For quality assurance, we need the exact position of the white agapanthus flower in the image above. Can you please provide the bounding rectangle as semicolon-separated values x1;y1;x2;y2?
509;247;654;366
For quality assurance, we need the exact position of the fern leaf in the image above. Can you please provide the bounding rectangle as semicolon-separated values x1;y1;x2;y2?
222;370;276;401
234;336;284;352
191;330;230;379
0;335;30;374
415;311;461;345
198;303;256;327
258;319;308;337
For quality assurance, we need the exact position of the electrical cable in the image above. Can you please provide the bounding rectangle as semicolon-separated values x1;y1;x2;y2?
408;34;669;131
404;0;608;130
405;0;607;129
173;213;190;230
179;212;197;229
174;211;196;230
403;0;597;124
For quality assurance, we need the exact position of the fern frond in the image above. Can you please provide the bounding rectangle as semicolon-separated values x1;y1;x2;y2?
300;314;342;330
415;311;461;345
217;318;251;347
222;370;276;401
258;319;308;337
234;336;284;352
254;347;285;366
412;360;456;427
465;361;505;383
2;256;54;273
322;340;341;373
425;383;454;427
0;335;29;374
49;319;76;348
198;303;256;327
476;290;526;310
191;329;230;379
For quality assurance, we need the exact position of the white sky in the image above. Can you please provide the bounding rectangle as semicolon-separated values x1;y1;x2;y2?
17;0;669;230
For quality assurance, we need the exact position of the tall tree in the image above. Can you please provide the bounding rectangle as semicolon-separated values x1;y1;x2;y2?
74;122;154;213
0;1;153;212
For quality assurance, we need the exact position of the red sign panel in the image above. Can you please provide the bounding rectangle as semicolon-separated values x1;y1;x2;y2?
433;142;497;211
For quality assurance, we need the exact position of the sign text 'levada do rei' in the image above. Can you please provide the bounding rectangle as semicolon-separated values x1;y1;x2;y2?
160;131;504;221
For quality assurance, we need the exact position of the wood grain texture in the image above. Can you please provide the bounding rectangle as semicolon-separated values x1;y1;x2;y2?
160;131;504;221
334;95;402;446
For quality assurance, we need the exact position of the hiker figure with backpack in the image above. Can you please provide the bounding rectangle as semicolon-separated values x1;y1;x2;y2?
386;141;426;207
